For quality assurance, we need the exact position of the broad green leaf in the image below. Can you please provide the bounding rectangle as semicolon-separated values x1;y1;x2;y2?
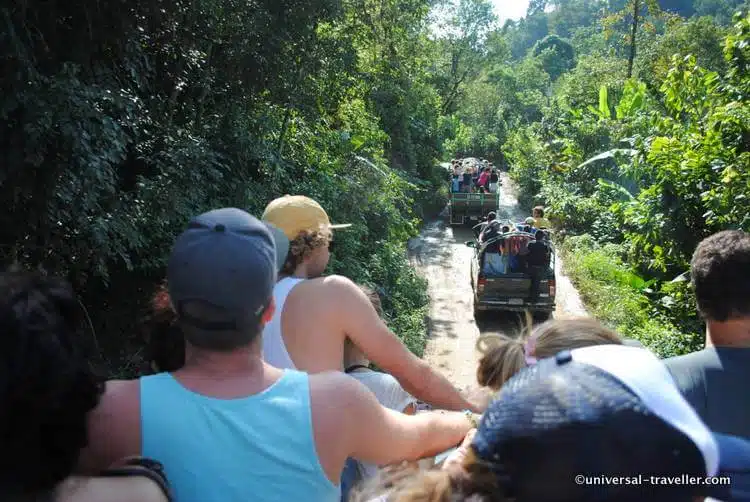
599;85;610;119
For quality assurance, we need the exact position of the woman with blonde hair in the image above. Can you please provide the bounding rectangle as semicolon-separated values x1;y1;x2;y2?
476;317;623;392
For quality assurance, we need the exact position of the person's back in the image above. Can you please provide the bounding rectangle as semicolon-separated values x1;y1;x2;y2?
140;369;337;502
265;276;353;372
478;169;490;189
479;221;501;243
664;230;750;439
451;176;460;193
526;236;550;267
489;170;499;193
665;347;750;437
261;196;480;412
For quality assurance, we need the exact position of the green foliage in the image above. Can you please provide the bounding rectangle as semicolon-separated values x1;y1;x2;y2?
694;0;750;24
1;0;460;374
5;0;748;374
532;34;577;80
506;126;552;206
560;235;703;358
615;79;648;118
493;8;748;355
554;55;629;114
637;15;729;86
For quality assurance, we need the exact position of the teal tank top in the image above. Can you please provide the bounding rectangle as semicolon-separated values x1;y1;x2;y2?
140;370;340;502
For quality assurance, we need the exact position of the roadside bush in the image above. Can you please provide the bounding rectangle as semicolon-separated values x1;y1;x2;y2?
1;0;445;376
505;125;551;208
560;234;702;358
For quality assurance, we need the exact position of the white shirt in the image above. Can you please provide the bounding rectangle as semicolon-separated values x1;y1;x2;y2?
347;369;417;480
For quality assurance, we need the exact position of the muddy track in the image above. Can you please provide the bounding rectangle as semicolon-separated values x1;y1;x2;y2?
407;172;587;394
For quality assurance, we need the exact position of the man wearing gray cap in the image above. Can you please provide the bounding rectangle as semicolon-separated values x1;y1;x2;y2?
79;208;475;502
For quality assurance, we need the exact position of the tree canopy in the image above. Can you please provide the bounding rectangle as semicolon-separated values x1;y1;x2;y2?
1;0;749;368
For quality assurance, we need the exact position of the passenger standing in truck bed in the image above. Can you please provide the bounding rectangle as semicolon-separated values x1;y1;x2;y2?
532;206;552;229
526;230;551;301
462;169;472;193
489;169;499;193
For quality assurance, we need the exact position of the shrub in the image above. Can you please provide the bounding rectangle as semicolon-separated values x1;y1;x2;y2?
560;234;703;358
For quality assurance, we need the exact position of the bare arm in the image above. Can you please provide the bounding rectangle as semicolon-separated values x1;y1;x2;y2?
77;380;142;474
312;372;472;476
328;276;479;412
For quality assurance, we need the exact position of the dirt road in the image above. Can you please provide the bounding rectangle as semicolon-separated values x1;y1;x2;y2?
407;172;587;393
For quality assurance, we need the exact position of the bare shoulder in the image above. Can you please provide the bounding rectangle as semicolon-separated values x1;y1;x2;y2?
309;370;361;395
80;379;142;473
309;371;374;409
310;274;357;292
96;379;140;415
304;275;362;306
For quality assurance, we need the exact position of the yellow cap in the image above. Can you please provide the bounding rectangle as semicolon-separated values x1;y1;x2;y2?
261;195;352;240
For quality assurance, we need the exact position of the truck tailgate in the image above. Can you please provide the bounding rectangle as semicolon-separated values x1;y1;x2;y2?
482;276;552;301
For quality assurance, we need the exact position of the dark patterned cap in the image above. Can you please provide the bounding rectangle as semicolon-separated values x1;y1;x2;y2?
471;345;750;501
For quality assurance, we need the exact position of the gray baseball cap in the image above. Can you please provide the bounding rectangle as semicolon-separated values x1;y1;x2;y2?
167;208;289;332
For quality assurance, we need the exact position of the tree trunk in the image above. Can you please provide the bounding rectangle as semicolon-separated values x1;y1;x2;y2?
627;0;640;78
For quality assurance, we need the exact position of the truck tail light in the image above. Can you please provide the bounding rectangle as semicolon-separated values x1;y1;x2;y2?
477;277;486;294
549;279;556;297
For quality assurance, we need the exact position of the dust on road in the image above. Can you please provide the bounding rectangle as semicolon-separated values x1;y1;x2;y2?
407;172;587;394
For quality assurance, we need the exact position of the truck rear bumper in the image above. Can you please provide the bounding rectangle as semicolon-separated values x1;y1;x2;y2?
475;299;555;312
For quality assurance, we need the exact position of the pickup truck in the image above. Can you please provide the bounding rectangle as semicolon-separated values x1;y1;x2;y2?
447;157;499;226
467;230;556;318
449;192;499;226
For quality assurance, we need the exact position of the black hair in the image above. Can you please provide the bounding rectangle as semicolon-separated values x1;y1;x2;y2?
691;230;750;322
0;269;104;498
535;230;545;240
487;211;497;221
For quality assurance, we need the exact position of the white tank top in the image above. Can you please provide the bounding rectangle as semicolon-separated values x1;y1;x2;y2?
262;277;305;369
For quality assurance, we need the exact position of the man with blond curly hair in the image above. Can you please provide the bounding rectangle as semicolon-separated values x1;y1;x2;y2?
262;195;480;413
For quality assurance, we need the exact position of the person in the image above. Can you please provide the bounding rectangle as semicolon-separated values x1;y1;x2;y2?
141;225;290;375
489;169;499;193
462;169;472;193
479;219;502;244
342;285;418;489
526;230;551;302
665;230;750;438
451;174;460;193
477;168;490;193
353;345;750;502
79;208;476;502
261;196;481;412
0;269;171;502
473;211;497;239
475;318;623;394
532;206;552;229
142;283;186;373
